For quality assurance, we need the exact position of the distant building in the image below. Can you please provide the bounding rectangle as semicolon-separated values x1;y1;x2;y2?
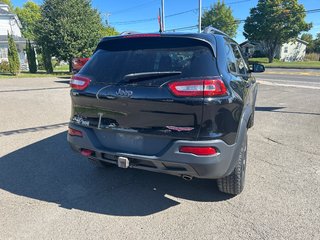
0;2;28;70
240;39;308;62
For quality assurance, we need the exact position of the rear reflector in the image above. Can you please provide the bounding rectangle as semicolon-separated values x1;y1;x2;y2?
68;127;83;137
179;146;217;156
70;75;91;90
81;149;94;157
168;78;227;97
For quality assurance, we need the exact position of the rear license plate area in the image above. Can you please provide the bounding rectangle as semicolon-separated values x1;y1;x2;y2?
115;133;143;150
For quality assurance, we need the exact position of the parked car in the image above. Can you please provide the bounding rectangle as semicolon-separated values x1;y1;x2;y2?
68;27;265;195
72;57;90;73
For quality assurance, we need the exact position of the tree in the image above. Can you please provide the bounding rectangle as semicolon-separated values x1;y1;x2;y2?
36;0;104;72
41;47;53;73
314;33;320;55
15;1;41;41
300;33;314;53
26;40;37;73
201;0;238;38
1;0;14;12
100;26;119;37
244;0;311;63
7;33;20;75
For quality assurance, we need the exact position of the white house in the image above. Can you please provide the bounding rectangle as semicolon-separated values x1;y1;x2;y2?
240;39;308;62
278;39;307;61
0;2;28;70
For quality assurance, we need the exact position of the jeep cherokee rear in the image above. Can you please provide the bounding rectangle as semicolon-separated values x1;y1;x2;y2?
67;29;263;195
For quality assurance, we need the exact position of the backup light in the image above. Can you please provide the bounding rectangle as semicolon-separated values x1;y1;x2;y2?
70;75;91;90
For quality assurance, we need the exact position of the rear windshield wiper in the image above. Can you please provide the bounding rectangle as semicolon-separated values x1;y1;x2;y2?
124;71;181;82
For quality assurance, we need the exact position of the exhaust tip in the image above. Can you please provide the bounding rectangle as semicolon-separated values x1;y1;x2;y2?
182;175;193;181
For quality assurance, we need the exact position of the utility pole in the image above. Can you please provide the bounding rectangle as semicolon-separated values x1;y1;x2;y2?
161;0;165;32
106;12;111;26
198;0;202;33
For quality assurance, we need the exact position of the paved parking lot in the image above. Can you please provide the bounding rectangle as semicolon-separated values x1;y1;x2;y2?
1;72;320;239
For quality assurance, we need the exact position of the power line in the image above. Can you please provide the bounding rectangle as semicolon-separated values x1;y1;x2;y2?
166;25;198;32
110;8;198;25
305;8;320;14
110;6;320;27
110;0;158;15
110;0;253;26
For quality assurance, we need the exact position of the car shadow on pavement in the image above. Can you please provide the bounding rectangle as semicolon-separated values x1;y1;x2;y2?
57;76;72;80
256;106;320;116
0;131;231;216
255;106;285;112
54;80;71;84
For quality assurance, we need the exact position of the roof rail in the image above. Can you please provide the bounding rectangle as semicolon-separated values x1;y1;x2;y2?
203;26;229;37
120;31;140;35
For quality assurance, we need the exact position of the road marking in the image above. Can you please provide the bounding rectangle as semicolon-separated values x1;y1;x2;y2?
0;123;68;137
258;80;320;90
257;77;320;85
0;86;69;93
264;71;320;77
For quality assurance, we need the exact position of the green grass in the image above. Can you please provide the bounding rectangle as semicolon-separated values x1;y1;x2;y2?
54;65;70;71
0;71;72;79
249;58;320;69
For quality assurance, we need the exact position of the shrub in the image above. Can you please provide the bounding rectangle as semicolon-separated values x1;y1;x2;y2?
8;33;20;75
26;40;37;73
0;61;10;73
252;50;266;58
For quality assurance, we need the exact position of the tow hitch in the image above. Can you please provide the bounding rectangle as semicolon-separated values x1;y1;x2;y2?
118;156;130;168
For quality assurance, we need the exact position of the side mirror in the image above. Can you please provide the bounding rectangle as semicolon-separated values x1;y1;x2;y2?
251;63;265;73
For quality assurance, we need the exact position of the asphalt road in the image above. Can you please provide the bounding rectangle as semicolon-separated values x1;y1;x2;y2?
255;68;320;89
0;70;319;239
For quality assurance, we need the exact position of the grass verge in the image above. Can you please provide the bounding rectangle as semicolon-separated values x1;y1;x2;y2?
249;58;320;69
0;71;72;79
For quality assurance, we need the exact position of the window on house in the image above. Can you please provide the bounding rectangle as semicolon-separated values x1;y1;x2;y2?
284;47;288;53
0;48;8;59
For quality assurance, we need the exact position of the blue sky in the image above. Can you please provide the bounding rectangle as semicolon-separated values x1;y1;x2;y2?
12;0;320;43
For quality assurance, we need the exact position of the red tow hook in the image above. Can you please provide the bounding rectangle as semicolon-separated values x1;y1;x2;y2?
81;149;94;157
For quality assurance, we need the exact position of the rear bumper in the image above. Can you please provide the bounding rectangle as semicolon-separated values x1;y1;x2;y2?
67;123;239;179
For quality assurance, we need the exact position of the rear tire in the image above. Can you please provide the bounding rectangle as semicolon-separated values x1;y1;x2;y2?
247;111;255;128
217;131;247;195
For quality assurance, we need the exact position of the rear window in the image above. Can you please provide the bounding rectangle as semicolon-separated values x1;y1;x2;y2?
79;37;219;86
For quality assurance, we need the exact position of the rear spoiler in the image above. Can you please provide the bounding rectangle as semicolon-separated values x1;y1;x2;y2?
95;34;217;57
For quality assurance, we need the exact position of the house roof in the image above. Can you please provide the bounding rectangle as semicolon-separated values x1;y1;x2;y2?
0;3;13;15
0;35;27;43
0;8;10;14
297;38;308;45
239;40;259;47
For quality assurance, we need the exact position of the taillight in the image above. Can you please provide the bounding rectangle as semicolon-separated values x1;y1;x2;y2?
179;146;218;156
70;75;91;90
168;78;227;97
68;127;83;137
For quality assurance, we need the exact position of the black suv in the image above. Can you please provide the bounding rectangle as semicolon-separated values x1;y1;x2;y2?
67;27;264;195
